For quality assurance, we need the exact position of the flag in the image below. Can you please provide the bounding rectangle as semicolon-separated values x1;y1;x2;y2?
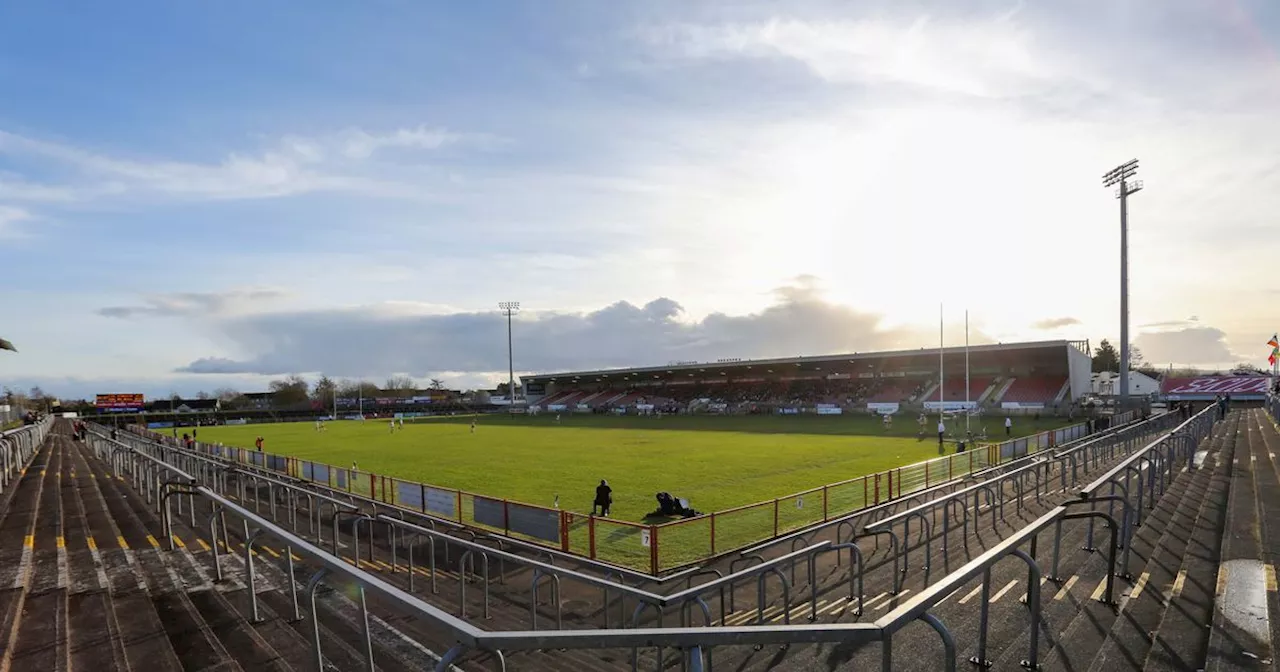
1269;334;1279;349
0;338;15;353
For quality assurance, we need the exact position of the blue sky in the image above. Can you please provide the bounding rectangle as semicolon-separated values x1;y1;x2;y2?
2;0;1278;399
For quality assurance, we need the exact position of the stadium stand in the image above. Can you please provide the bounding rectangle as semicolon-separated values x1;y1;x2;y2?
8;397;1279;670
937;377;995;401
999;375;1070;404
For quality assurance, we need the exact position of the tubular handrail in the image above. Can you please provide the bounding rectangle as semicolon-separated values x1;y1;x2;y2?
229;466;359;510
79;409;1219;672
874;505;1065;631
1078;407;1214;497
193;483;486;644
112;424;700;582
475;622;883;650
739;411;1153;559
662;541;831;604
737;474;968;557
375;514;667;605
864;459;1047;533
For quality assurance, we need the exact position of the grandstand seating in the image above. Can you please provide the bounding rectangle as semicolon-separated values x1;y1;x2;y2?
8;405;1274;670
1000;375;1069;404
937;376;994;401
865;380;916;403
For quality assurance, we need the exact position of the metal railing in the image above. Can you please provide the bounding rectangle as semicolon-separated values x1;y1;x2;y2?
131;416;1101;573
88;434;485;671
104;414;1159;630
0;417;53;496
81;409;1217;672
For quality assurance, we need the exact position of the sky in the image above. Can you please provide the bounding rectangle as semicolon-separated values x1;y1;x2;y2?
1;0;1278;399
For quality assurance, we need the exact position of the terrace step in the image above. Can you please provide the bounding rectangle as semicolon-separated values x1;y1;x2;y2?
1034;412;1238;672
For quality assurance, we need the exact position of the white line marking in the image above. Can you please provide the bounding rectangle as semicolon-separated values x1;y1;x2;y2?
1091;578;1108;602
818;597;849;615
56;545;69;590
1054;575;1079;602
862;592;890;609
1130;572;1150;600
958;584;984;605
876;589;911;610
990;580;1018;603
12;546;33;589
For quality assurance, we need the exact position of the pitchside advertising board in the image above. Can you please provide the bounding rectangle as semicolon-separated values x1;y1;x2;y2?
96;393;144;412
923;401;978;412
1162;376;1273;400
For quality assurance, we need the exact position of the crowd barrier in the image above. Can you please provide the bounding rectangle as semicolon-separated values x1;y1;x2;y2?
132;414;1122;574
0;417;54;496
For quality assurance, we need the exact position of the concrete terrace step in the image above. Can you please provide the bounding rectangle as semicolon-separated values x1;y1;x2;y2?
1246;409;1280;669
1204;410;1274;670
1020;414;1229;672
1034;411;1238;672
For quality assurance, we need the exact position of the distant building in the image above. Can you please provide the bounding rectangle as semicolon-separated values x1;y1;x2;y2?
144;398;220;414
241;392;274;410
1091;371;1161;397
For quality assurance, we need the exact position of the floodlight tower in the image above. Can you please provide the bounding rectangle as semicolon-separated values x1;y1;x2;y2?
499;302;520;409
1102;159;1143;410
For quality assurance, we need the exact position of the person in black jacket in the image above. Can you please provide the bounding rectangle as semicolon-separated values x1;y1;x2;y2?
593;480;612;517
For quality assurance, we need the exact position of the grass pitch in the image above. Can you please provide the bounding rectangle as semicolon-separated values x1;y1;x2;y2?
193;413;1067;522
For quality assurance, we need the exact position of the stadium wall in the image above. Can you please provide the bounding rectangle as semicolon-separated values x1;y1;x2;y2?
1067;344;1093;402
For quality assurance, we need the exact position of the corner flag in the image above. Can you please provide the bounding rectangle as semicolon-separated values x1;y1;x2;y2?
0;338;15;353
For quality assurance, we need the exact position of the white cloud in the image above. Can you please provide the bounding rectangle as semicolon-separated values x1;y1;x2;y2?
0;124;499;205
0;205;32;237
170;278;965;378
337;126;481;160
97;288;289;319
640;14;1079;98
1134;326;1241;367
1032;317;1082;330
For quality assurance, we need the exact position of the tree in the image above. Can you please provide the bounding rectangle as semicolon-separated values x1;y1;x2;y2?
5;387;29;408
1129;344;1145;369
494;382;522;396
1092;340;1120;373
28;386;46;403
429;379;445;391
213;387;246;410
195;390;211;400
337;380;381;400
312;376;337;407
1233;362;1265;375
269;375;311;407
384;375;416;397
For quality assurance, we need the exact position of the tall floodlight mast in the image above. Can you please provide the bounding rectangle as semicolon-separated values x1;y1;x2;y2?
1102;159;1142;409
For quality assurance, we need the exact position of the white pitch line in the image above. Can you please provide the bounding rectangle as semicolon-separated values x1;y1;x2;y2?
957;584;984;605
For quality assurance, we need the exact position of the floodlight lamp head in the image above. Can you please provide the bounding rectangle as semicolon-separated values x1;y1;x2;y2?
498;301;520;312
1102;158;1140;187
